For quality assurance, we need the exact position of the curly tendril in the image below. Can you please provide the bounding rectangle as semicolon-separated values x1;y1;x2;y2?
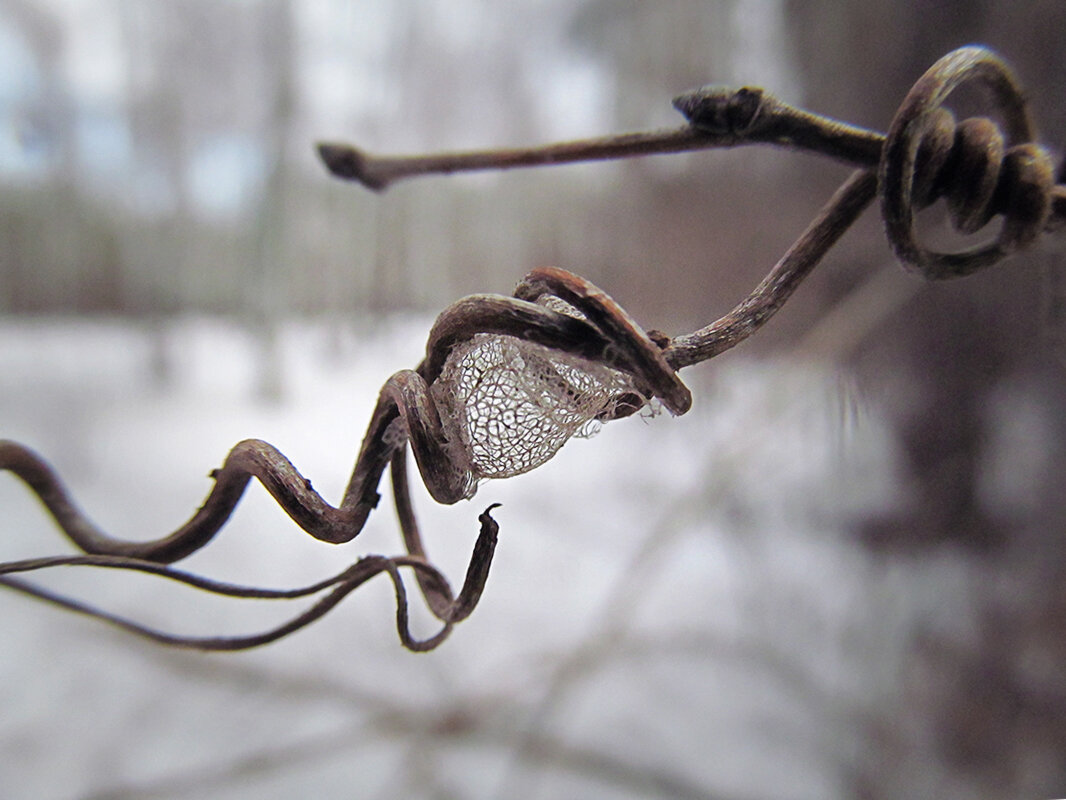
0;269;687;651
3;45;1064;651
879;46;1058;278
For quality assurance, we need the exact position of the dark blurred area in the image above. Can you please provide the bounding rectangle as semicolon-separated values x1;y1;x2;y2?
2;1;1066;797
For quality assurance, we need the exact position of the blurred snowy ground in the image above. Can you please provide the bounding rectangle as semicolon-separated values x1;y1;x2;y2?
0;316;980;799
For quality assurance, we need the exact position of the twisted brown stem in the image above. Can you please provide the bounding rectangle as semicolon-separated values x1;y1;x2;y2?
3;45;1064;652
0;270;678;649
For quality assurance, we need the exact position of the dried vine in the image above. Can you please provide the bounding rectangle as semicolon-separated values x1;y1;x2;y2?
2;46;1063;651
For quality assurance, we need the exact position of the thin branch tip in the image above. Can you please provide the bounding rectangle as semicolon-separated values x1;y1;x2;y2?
479;503;502;529
316;141;387;191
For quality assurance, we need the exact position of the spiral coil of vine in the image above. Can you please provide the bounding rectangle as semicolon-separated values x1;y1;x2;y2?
878;47;1059;277
2;46;1063;651
0;268;686;651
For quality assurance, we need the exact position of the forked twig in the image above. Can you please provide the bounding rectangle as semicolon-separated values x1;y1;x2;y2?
2;46;1064;651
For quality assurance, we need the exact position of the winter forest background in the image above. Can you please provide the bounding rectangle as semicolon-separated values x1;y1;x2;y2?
3;1;1066;799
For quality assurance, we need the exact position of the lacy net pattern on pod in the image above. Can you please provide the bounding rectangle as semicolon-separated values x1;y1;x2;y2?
432;321;641;488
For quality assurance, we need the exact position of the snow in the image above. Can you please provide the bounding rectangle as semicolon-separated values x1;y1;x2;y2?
0;316;971;799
